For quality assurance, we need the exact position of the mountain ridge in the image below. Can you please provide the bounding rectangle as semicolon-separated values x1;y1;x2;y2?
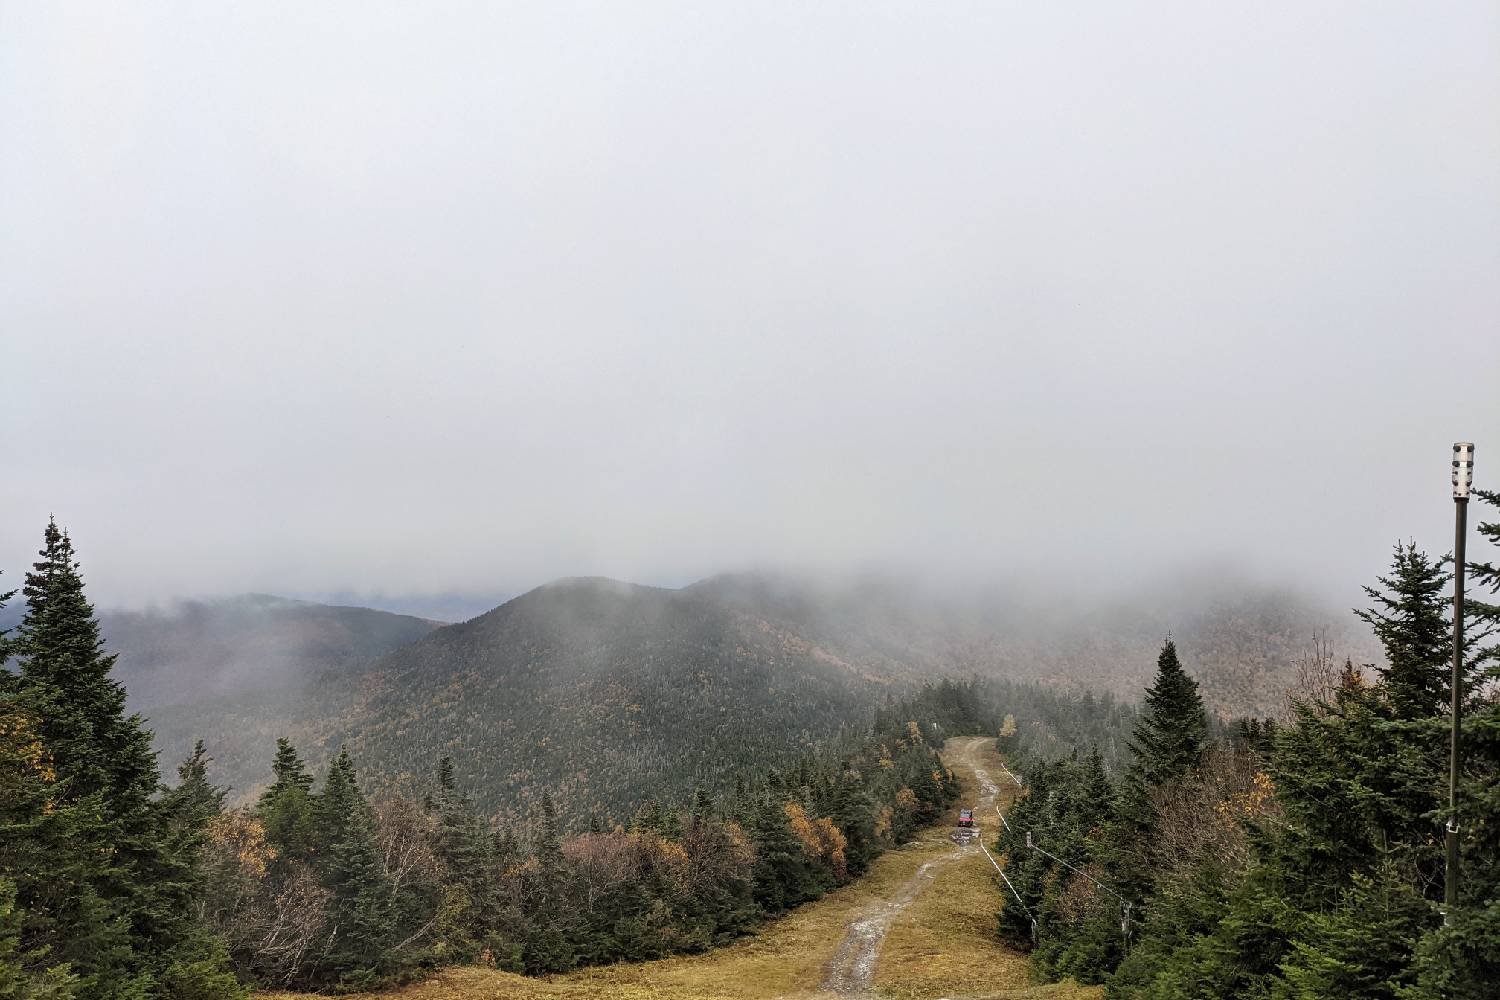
121;570;1375;817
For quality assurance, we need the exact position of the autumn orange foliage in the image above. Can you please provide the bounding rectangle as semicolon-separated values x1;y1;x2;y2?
782;802;847;877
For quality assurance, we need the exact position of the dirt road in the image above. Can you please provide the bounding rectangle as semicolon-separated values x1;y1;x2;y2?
819;738;998;995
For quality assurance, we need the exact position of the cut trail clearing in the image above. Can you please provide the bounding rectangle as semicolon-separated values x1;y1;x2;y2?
260;737;1102;1000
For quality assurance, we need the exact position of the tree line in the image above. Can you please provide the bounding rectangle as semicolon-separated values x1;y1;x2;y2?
0;519;963;996
992;489;1500;998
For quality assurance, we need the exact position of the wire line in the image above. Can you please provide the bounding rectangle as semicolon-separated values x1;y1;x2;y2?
978;838;1034;921
1027;840;1129;906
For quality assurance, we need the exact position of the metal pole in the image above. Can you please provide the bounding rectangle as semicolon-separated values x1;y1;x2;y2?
1446;442;1475;923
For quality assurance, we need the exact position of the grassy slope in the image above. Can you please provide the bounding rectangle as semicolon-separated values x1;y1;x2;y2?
259;738;1101;1000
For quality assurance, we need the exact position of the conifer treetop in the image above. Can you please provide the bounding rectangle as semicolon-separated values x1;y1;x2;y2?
1355;541;1454;718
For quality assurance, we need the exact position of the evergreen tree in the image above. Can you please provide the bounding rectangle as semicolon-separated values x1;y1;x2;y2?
14;522;153;806
256;739;316;864
1114;639;1207;902
0;681;81;1000
1080;745;1113;830
1274;866;1430;1000
689;787;714;828
829;771;876;876
519;793;576;973
310;750;395;987
0;876;77;1000
1356;542;1453;718
748;796;823;914
1341;543;1459;885
429;759;500;964
1124;639;1208;801
1114;544;1465;996
2;522;237;998
148;744;245;1000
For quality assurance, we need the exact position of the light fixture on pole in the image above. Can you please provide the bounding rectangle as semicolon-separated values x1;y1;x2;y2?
1446;441;1474;924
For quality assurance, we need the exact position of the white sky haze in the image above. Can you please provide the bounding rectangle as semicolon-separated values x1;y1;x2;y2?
3;2;1498;609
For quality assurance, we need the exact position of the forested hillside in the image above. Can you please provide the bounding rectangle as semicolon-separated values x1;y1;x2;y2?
690;571;1371;718
322;577;894;816
152;578;887;817
121;567;1362;817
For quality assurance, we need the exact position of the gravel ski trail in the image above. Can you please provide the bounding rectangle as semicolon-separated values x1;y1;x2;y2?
818;737;999;997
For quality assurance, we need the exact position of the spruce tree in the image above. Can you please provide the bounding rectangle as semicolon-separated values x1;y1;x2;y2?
257;739;317;864
519;793;576;973
147;744;245;1000
1080;745;1114;830
0;877;77;1000
14;522;152;803
0;692;84;999
1355;542;1453;718
1346;543;1461;885
429;759;499;963
1118;639;1207;834
1274;866;1429;1000
1109;639;1208;911
3;522;238;998
749;795;822;914
311;750;395;987
829;772;876;876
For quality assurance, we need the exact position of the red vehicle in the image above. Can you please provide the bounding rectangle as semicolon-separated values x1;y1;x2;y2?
957;808;974;827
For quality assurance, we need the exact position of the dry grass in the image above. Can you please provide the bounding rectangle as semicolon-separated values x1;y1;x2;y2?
259;738;1102;1000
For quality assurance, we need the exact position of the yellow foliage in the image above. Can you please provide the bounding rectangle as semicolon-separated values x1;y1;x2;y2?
813;816;847;877
209;810;276;879
654;836;691;866
0;710;56;785
721;820;756;868
907;720;924;744
895;787;918;812
1215;770;1277;821
873;805;893;842
782;802;848;877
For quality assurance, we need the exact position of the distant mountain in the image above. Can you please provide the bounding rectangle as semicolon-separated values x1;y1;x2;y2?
149;578;883;817
687;571;1374;718
80;594;438;709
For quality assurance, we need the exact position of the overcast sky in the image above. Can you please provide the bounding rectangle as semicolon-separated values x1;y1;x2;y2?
3;2;1497;611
